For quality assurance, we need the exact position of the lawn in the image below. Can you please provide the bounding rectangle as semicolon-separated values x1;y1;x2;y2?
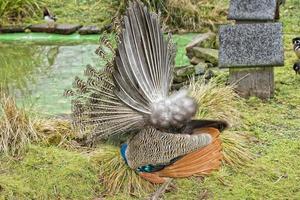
1;0;300;200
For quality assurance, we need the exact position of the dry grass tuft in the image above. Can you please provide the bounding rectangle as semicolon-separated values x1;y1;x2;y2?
90;145;156;198
189;79;242;127
0;94;38;156
189;79;254;168
112;0;228;32
221;131;254;169
164;0;228;31
33;118;81;149
0;93;81;156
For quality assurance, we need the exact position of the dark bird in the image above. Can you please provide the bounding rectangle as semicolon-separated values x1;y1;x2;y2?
65;1;227;184
279;0;286;6
43;8;57;27
292;37;300;59
293;61;300;74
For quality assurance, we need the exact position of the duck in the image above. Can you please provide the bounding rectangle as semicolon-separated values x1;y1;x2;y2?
43;8;57;27
293;61;300;74
292;37;300;59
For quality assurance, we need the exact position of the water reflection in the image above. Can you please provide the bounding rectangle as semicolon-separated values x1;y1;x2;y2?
0;34;193;115
0;43;102;115
0;43;45;93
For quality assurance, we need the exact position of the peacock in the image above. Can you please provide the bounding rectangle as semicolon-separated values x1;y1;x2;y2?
64;0;228;184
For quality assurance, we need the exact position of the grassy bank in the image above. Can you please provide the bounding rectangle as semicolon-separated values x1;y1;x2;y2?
0;0;228;32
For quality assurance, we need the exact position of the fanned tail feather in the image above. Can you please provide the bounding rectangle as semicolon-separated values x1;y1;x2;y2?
113;1;197;129
65;35;145;144
67;68;145;144
65;1;201;144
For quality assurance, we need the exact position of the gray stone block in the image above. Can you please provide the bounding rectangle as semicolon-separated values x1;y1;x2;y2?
228;0;277;21
193;47;218;66
190;57;205;65
194;63;207;75
29;24;55;33
29;24;82;35
54;24;82;35
219;23;284;68
186;32;216;52
175;65;195;77
0;26;27;33
78;26;101;35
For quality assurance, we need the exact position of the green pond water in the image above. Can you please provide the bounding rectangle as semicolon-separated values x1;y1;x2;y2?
0;33;194;115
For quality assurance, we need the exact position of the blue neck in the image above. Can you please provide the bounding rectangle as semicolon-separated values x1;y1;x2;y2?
120;144;128;165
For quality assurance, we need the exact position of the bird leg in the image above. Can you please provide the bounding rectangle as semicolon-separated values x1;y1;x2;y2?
149;178;173;200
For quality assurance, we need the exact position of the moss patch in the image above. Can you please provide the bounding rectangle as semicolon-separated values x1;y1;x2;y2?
0;145;99;200
202;140;300;199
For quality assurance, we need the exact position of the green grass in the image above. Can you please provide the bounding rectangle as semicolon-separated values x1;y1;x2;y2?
1;0;228;32
0;145;99;200
0;0;118;26
164;1;300;199
0;0;46;24
202;140;300;199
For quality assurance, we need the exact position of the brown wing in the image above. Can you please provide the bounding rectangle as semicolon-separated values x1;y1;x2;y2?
138;128;222;183
156;127;222;178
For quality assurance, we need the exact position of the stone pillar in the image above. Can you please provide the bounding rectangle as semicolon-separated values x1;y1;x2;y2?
219;0;284;99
